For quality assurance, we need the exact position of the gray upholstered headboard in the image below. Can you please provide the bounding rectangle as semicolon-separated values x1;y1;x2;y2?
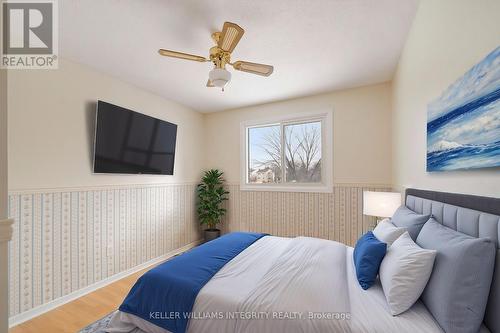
405;188;500;333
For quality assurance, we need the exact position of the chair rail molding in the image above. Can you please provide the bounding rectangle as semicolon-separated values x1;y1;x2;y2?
0;219;13;242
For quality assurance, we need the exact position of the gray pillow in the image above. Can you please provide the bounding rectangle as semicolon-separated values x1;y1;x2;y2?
416;218;496;333
390;206;429;241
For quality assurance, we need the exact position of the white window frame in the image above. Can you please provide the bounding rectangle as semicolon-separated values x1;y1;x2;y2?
240;110;333;193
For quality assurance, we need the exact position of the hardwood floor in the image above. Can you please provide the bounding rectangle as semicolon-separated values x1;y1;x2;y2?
9;268;148;333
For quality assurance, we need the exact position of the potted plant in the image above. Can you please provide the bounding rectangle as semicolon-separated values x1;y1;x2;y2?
197;169;229;242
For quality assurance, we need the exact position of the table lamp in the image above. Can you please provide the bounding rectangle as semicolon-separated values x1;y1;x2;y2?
363;191;401;224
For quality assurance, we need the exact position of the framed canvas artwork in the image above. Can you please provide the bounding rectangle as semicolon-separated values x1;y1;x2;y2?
427;46;500;171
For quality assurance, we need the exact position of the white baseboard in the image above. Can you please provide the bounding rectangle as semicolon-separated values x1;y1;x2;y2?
8;240;202;328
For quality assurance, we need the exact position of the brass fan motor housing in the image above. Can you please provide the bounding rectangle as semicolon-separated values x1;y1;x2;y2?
209;46;231;69
158;21;274;86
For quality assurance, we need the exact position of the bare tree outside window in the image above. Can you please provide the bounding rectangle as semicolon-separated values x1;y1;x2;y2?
247;121;322;184
284;122;322;183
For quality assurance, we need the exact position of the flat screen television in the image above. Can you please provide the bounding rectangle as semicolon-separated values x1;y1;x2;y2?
93;101;177;175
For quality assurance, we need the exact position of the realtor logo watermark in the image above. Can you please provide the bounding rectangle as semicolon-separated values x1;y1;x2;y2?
1;0;58;69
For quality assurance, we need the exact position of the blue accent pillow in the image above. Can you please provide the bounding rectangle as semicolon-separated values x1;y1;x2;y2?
353;231;387;290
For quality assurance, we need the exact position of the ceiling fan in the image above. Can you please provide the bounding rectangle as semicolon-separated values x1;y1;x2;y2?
158;22;274;91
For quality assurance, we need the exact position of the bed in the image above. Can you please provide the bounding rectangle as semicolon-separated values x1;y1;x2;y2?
106;188;500;333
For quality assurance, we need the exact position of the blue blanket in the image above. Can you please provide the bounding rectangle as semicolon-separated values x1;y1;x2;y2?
119;232;268;333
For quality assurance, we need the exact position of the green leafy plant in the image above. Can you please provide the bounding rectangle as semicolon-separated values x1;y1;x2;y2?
197;169;229;230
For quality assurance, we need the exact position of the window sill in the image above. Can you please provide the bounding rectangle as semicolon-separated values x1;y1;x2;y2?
240;184;333;193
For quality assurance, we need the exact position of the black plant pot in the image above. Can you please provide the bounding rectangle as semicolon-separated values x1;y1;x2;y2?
204;229;221;242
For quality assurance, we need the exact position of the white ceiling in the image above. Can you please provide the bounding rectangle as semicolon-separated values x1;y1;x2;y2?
60;0;419;113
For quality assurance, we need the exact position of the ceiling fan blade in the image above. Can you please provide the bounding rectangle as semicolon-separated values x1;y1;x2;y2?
206;79;215;87
218;22;244;53
158;49;207;62
231;61;274;76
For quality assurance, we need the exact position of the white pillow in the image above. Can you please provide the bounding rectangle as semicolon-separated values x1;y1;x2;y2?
373;219;407;245
379;232;437;315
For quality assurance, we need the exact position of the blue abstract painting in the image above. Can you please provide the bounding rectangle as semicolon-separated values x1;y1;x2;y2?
427;46;500;171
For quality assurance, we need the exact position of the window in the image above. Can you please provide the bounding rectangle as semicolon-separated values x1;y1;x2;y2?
241;112;332;192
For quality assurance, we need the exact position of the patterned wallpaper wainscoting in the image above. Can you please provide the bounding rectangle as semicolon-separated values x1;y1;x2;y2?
7;184;201;318
220;184;392;246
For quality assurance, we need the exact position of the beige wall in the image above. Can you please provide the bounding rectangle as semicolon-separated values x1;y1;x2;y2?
6;59;203;323
204;83;392;185
204;83;392;247
8;59;204;190
0;69;6;218
1;68;8;333
392;0;500;197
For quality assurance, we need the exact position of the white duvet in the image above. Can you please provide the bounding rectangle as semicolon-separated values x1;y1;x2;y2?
107;236;443;333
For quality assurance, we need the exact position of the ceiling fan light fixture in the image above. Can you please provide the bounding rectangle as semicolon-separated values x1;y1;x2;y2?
158;21;273;89
209;68;231;88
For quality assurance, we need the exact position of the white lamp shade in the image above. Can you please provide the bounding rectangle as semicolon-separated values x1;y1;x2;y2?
209;68;231;88
363;191;401;218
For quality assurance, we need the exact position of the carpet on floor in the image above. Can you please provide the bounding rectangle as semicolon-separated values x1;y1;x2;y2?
78;311;115;333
